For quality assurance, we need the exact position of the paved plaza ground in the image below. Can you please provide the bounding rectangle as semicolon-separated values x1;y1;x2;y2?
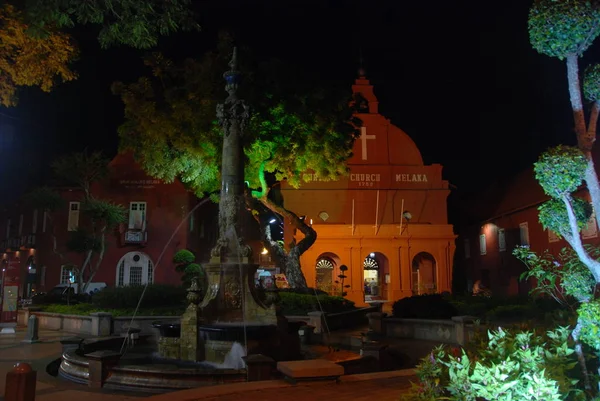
0;327;435;401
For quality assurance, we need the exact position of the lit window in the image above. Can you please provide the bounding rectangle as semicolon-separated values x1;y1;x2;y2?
60;266;75;284
479;234;486;255
115;252;154;286
519;222;530;246
498;228;506;252
67;202;80;231
128;202;147;230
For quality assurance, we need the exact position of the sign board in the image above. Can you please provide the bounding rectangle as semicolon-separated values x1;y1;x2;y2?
1;258;20;322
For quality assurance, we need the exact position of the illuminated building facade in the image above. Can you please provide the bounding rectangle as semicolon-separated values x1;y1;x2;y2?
281;73;457;307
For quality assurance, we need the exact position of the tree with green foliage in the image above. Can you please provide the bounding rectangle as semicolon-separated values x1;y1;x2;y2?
0;0;198;106
172;249;205;288
529;0;600;224
25;151;126;294
113;35;359;289
503;0;600;395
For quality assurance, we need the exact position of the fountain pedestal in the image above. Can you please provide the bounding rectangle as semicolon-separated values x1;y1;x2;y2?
197;259;277;364
200;260;276;325
180;278;205;362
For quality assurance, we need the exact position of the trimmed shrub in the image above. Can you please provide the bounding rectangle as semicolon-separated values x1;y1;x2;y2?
277;287;329;296
39;303;184;316
278;292;355;315
392;294;458;319
92;284;187;309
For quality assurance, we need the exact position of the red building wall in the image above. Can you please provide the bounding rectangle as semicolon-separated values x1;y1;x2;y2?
0;152;219;299
458;168;600;297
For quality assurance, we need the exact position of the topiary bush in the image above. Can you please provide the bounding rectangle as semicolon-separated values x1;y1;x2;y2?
392;294;458;319
278;292;355;315
92;284;187;309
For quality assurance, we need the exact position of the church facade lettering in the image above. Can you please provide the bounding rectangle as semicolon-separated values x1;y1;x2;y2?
350;173;380;187
395;173;428;183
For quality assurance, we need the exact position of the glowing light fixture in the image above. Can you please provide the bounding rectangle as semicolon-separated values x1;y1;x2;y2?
269;218;276;223
369;252;375;258
402;211;412;221
261;248;268;255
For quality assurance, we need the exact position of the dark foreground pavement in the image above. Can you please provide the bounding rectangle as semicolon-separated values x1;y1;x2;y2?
0;327;424;401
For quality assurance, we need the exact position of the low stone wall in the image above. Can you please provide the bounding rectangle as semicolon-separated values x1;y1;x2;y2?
17;306;374;338
18;308;94;334
17;308;181;337
307;306;378;333
366;313;480;346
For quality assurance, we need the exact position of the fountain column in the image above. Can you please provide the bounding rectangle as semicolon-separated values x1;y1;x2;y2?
199;48;276;326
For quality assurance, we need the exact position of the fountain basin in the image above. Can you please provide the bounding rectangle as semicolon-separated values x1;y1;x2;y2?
57;337;246;393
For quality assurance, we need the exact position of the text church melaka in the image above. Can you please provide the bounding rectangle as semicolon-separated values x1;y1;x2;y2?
281;73;456;307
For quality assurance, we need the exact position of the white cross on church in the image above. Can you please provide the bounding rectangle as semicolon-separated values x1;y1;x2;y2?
360;126;376;160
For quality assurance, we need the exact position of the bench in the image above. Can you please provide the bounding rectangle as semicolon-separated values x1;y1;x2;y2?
277;359;344;384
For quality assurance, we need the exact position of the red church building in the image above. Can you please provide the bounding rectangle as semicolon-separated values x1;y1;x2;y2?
281;73;457;307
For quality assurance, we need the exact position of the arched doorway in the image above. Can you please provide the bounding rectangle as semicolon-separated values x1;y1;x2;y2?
116;252;154;286
412;252;437;295
315;252;340;294
363;252;389;301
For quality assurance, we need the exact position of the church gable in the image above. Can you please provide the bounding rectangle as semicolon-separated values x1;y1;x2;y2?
350;77;423;167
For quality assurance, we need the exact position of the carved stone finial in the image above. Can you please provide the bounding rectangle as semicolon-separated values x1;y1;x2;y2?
223;47;241;100
186;277;202;306
229;47;238;71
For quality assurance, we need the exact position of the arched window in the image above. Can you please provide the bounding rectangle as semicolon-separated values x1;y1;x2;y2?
315;258;335;293
116;252;154;286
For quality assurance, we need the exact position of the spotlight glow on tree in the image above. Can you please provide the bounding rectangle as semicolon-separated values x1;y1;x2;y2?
113;35;359;288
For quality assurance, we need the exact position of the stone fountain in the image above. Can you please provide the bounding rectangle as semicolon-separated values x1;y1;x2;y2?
56;49;302;392
158;48;294;366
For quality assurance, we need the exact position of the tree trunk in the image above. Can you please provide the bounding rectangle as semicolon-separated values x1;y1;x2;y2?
258;196;312;289
245;191;312;288
571;320;593;392
83;227;107;293
562;195;600;281
566;53;590;151
78;249;93;293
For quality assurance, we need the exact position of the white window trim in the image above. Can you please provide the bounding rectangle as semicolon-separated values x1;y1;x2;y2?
60;265;76;285
519;222;530;246
498;228;506;252
67;202;80;232
115;253;154;286
128;201;147;230
479;234;486;256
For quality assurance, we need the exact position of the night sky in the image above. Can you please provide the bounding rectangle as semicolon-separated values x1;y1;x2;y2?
0;0;595;226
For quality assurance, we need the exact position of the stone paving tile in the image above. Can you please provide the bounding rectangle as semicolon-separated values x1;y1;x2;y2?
35;389;142;401
192;377;412;401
